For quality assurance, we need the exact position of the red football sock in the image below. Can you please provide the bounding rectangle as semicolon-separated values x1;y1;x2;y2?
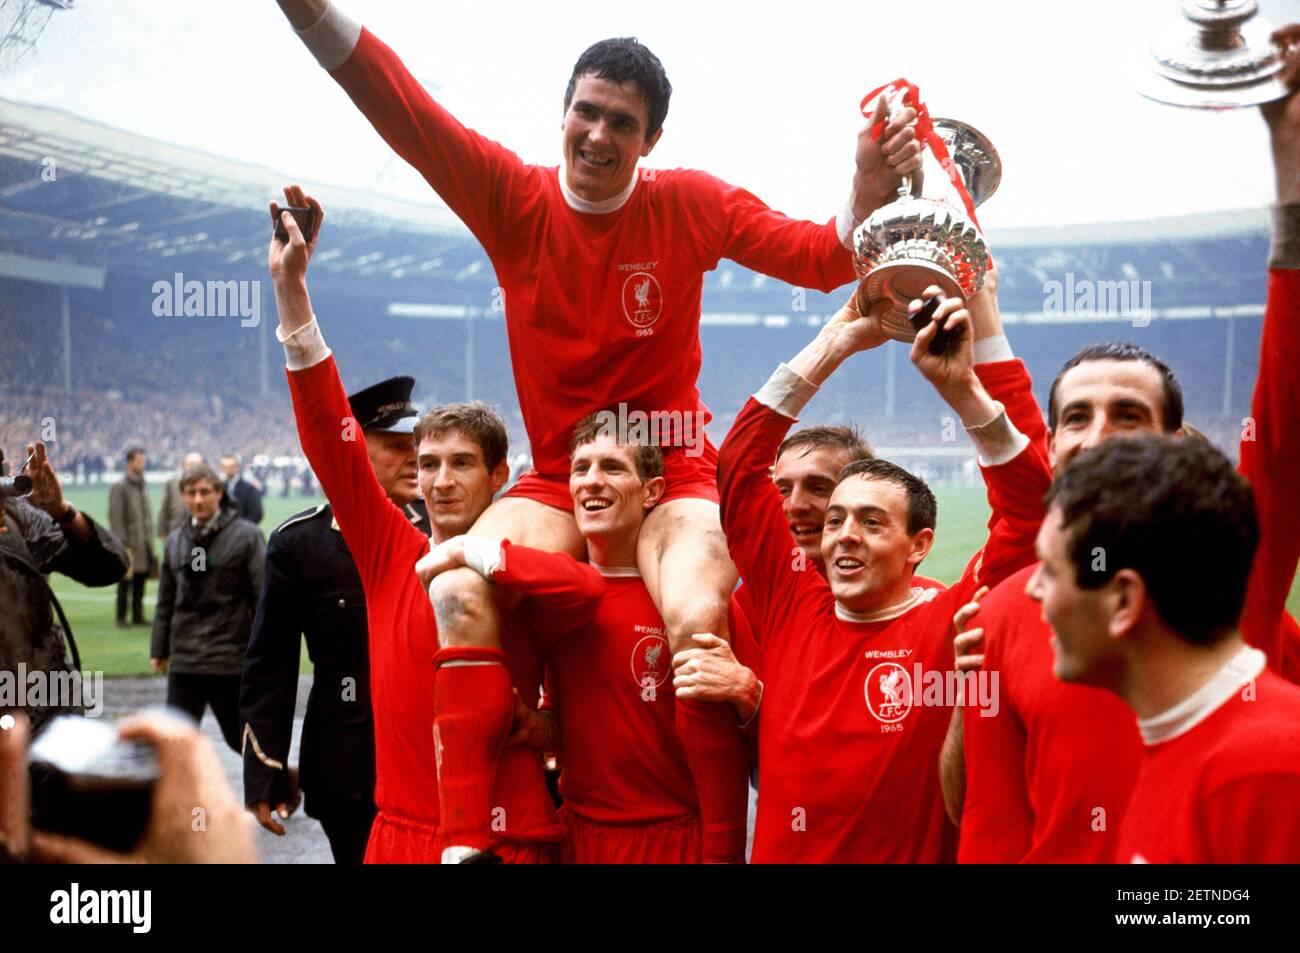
433;647;512;859
675;696;749;863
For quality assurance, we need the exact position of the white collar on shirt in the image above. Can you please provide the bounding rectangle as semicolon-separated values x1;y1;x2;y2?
1137;644;1266;745
590;561;640;579
558;167;638;215
834;586;941;624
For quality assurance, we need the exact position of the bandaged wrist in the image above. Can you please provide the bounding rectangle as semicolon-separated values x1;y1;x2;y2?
965;402;1029;467
1269;202;1300;270
755;363;819;420
462;537;504;579
296;1;362;71
973;334;1013;364
277;318;332;370
836;197;860;251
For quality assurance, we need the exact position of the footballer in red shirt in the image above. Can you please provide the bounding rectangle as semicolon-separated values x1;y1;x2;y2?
1028;436;1300;864
278;0;924;861
268;186;605;863
950;56;1300;862
487;416;758;862
718;287;1051;862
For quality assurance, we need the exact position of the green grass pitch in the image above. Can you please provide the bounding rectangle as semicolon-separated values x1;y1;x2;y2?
46;483;1300;677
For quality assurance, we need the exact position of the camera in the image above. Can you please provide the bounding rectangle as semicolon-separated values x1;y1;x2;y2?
0;448;33;499
29;715;159;853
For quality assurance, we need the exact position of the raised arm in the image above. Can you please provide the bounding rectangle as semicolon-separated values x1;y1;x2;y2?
907;290;1050;598
268;185;419;585
277;1;527;249
1241;46;1300;679
718;293;884;625
714;91;924;294
277;0;328;31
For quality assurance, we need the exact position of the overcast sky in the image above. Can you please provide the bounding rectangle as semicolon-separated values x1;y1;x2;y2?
1;0;1296;228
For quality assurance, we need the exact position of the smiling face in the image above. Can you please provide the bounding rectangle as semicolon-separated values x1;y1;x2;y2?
562;74;662;203
570;433;663;547
1049;359;1174;472
822;475;932;613
417;428;508;540
1026;506;1122;687
775;444;852;570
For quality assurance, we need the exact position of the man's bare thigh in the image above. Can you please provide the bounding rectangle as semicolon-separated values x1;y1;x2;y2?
469;494;585;559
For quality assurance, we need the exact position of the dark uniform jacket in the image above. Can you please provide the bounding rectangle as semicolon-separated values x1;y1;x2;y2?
1;498;129;732
239;500;429;817
227;476;264;526
151;505;265;674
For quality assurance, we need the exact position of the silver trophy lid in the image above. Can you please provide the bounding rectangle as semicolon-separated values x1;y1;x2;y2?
931;118;1002;208
1128;0;1289;109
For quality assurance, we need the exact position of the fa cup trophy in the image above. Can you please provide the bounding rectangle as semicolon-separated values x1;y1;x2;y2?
1128;0;1290;109
852;83;1002;343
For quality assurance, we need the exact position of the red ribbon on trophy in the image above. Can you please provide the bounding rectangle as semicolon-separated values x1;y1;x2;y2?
860;79;984;234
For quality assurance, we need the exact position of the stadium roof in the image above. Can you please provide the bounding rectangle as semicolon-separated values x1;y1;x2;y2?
0;97;1271;315
0;96;472;284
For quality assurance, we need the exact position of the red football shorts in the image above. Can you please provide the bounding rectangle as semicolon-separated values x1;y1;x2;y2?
559;809;702;864
363;810;558;864
504;438;720;512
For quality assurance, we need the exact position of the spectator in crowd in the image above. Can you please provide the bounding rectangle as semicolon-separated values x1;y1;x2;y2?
108;446;155;628
150;464;265;753
221;453;264;526
158;451;204;541
1;441;129;734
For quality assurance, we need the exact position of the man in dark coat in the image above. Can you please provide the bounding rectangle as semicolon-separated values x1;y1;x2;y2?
220;453;264;527
151;463;265;752
1;442;129;734
108;446;154;627
239;376;427;864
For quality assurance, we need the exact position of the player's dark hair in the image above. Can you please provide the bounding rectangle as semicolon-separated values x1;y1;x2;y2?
565;38;672;139
124;446;145;465
1045;435;1257;646
414;402;509;472
179;463;223;493
837;458;937;535
777;425;872;467
570;411;665;481
1047;342;1184;433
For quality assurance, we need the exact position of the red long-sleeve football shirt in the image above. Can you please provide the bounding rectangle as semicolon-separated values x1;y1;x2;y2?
1118;651;1300;864
719;382;1050;863
325;26;856;476
288;356;599;860
959;264;1300;864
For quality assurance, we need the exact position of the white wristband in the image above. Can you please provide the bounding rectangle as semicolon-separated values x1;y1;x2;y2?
973;334;1014;365
755;363;819;420
276;317;332;370
836;198;860;251
296;1;363;71
965;403;1029;467
463;536;504;579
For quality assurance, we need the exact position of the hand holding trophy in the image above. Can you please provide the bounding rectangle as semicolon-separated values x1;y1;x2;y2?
851;80;1001;343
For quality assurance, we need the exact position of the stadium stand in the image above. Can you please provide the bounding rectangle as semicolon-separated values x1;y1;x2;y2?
0;98;1269;479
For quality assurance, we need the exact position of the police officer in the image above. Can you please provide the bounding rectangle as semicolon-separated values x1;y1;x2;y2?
238;377;429;864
